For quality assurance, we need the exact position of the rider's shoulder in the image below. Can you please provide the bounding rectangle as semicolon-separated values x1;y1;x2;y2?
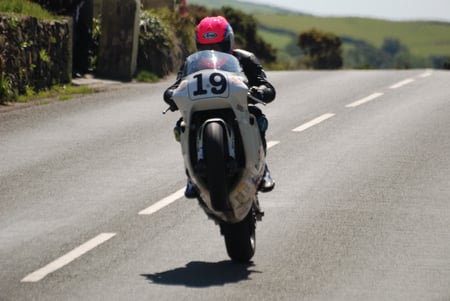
232;49;259;63
232;49;254;58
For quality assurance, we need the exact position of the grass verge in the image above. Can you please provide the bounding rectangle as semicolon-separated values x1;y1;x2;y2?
16;84;94;103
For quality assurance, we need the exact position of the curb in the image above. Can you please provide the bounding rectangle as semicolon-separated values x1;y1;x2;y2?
0;75;126;113
71;74;125;90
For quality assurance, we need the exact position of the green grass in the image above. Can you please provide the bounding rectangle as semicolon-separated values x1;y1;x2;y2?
16;84;94;103
0;0;54;19
258;29;293;50
136;71;160;83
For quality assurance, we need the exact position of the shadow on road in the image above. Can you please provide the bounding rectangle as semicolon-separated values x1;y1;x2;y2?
141;260;261;287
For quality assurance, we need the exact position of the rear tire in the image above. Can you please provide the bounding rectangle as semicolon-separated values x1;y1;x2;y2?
221;209;256;262
204;122;228;211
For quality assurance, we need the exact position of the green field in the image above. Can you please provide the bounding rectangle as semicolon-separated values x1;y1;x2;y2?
189;0;450;67
255;14;450;58
187;0;300;14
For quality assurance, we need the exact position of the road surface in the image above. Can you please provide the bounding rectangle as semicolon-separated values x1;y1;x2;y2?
1;69;449;300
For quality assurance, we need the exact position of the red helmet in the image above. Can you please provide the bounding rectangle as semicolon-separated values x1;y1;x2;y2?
195;16;235;53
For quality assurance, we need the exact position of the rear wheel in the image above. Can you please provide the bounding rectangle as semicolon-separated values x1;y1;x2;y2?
221;209;256;262
204;122;228;211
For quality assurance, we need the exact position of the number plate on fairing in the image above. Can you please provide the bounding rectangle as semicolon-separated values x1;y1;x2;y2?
188;70;230;100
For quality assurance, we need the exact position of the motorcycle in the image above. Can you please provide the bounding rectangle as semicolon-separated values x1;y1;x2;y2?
164;50;266;262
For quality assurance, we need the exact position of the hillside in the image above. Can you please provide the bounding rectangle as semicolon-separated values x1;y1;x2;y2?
188;0;450;68
256;14;450;59
187;0;306;15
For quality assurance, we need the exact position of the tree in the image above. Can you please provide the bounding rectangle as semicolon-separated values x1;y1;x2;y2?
343;37;387;69
217;6;277;63
381;38;411;68
431;56;450;69
297;28;342;69
444;58;450;69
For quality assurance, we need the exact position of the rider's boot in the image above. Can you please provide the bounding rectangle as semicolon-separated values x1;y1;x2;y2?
258;165;275;193
184;178;199;199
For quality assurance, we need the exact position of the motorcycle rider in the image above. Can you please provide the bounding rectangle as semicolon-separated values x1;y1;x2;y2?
164;16;275;198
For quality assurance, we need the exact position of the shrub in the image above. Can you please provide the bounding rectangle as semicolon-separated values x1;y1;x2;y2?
0;71;15;103
0;0;54;19
137;10;185;77
298;28;343;69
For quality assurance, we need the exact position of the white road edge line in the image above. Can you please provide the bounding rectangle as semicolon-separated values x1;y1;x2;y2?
345;92;384;108
390;78;415;89
21;233;116;282
138;140;281;216
292;113;335;132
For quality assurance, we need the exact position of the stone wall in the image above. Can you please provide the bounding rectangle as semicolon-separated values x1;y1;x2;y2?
0;15;72;103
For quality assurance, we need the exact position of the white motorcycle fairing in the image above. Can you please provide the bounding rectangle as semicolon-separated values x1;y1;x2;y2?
172;50;266;224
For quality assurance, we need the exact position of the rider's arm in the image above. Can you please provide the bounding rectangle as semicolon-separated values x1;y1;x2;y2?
233;49;276;103
163;63;185;110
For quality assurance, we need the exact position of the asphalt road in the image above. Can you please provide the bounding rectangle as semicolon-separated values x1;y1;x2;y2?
1;70;449;300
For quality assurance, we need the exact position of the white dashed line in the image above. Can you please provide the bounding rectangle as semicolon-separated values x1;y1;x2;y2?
267;140;280;149
21;233;116;282
345;92;384;108
292;113;335;132
418;70;433;78
390;78;415;89
139;188;185;215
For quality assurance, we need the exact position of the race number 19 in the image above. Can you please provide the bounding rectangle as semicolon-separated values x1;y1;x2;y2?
193;72;228;96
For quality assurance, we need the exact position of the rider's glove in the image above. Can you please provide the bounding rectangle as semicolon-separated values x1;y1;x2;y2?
168;99;178;112
249;86;265;104
164;89;178;111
